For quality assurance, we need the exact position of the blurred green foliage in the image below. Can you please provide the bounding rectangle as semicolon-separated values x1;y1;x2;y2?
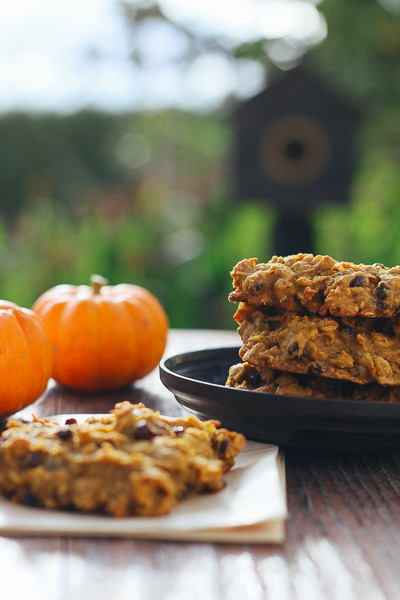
2;101;400;330
0;109;275;329
1;1;400;329
308;0;400;270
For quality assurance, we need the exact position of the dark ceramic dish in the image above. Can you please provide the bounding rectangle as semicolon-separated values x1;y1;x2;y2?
160;346;400;452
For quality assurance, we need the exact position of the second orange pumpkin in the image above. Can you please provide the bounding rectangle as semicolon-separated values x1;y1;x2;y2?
32;276;169;393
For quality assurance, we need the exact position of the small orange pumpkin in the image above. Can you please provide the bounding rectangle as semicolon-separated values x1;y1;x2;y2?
32;276;169;393
0;301;52;419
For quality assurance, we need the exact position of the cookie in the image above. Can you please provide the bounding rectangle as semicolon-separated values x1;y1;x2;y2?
226;361;400;402
0;401;245;517
235;303;400;386
229;254;400;318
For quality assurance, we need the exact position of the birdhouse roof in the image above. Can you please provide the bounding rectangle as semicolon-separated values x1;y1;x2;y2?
234;66;360;126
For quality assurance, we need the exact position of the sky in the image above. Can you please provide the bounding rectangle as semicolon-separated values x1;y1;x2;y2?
0;0;326;114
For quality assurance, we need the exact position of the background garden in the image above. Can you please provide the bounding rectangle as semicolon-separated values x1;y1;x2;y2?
1;0;400;329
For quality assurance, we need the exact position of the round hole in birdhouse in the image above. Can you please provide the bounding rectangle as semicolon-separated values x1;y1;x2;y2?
285;140;305;160
259;113;331;186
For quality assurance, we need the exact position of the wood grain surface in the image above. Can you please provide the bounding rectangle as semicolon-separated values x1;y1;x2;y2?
1;329;400;600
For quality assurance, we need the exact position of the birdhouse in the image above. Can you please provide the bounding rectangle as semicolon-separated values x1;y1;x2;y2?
233;66;361;215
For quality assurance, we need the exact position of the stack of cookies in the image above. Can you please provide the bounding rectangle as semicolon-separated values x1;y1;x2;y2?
226;253;400;402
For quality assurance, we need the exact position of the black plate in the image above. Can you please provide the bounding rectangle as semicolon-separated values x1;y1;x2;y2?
160;346;400;452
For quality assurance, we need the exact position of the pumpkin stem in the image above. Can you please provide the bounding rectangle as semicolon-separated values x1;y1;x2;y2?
90;274;108;295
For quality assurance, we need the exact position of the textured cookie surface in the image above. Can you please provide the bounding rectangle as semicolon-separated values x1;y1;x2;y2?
226;361;400;403
229;254;400;317
235;304;400;386
0;401;245;516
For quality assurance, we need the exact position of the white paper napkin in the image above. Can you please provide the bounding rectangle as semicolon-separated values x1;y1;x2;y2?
0;415;287;544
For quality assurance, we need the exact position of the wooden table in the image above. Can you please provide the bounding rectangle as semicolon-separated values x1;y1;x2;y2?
2;329;400;600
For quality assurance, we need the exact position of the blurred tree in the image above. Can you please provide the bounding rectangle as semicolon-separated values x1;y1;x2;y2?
1;0;400;329
308;0;400;266
117;0;400;146
0;110;128;223
117;0;327;99
117;0;400;267
310;0;400;109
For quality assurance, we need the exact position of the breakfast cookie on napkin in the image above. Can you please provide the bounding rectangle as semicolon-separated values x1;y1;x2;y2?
0;401;245;517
